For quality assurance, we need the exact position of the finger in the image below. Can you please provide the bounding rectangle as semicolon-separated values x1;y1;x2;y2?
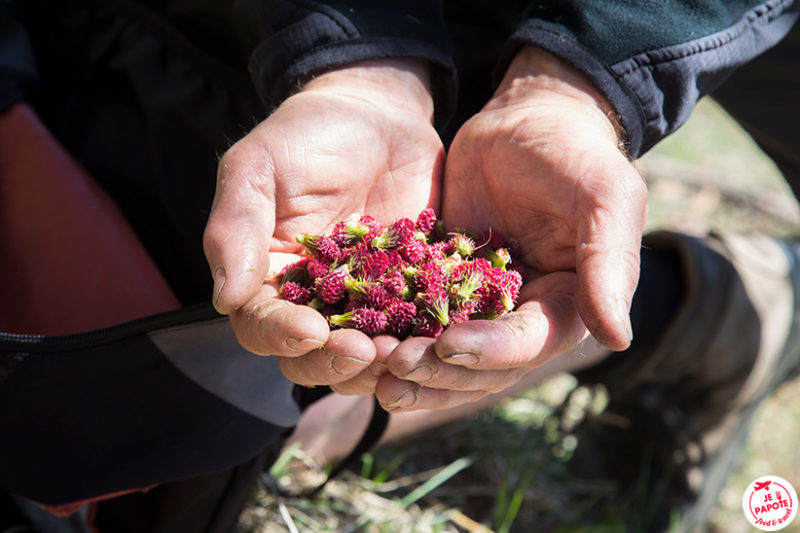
279;328;377;387
385;337;529;392
371;334;400;378
575;160;647;351
434;272;588;370
203;142;276;314
374;335;401;362
328;335;400;395
375;374;486;413
329;368;381;396
229;283;329;357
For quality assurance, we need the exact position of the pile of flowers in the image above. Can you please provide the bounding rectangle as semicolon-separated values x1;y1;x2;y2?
276;209;522;339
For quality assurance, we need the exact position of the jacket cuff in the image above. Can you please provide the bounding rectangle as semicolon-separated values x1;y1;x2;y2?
495;25;645;157
247;3;457;131
0;3;39;113
498;1;799;159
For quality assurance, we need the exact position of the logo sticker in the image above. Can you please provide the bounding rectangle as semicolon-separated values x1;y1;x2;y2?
742;475;797;531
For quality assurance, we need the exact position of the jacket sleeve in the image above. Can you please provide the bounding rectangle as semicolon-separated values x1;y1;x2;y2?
0;2;38;113
241;0;457;129
497;0;800;158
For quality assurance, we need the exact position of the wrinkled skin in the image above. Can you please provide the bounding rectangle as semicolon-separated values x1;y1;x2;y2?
204;47;648;411
374;47;647;412
204;59;444;390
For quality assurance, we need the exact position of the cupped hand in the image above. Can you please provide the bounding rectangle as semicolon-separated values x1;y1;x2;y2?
376;46;647;411
375;271;589;411
203;59;444;390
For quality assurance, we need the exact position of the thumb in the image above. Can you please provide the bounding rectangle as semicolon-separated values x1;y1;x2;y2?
575;162;647;351
203;146;275;314
433;272;589;370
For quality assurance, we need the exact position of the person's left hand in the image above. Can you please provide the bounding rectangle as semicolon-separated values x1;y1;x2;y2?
374;46;648;412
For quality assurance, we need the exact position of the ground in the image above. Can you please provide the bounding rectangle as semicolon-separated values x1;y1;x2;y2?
238;98;800;533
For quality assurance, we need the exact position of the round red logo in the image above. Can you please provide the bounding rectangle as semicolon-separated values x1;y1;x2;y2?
742;475;798;531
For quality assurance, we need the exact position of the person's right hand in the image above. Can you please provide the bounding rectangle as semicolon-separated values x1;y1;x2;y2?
203;59;444;392
440;46;647;353
374;46;648;413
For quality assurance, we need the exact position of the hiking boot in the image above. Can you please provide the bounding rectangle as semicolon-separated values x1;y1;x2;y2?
570;230;800;532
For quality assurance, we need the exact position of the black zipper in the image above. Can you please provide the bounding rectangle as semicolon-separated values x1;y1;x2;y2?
0;302;222;353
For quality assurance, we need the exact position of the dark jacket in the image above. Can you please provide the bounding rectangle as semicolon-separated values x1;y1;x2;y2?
4;1;799;158
242;0;799;157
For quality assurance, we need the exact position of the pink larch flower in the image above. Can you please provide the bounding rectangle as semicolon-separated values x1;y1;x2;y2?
331;214;381;246
385;299;417;337
358;214;384;242
330;218;355;247
362;285;393;310
343;276;374;300
423;240;450;262
448;307;472;325
482;269;522;310
276;257;309;285
390;217;417;241
502;269;523;305
448;233;475;257
380;269;407;296
277;208;521;339
279;281;312;305
416;208;437;235
341;241;368;264
475;268;522;318
478;267;504;288
475;295;508;320
413;262;446;294
385;249;404;269
419;284;450;326
306;257;332;279
454;298;480;317
296;234;341;262
449;269;484;306
315;268;347;304
329;307;386;336
372;217;416;250
356;249;391;280
343;299;363;313
414;313;444;338
399;237;427;264
486;247;512;270
452;257;492;279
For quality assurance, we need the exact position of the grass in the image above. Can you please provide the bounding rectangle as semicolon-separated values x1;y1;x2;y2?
238;98;800;533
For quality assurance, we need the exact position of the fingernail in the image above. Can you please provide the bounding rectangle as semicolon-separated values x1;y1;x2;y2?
386;387;420;410
286;337;324;352
212;267;226;310
443;352;480;366
369;361;389;378
614;300;633;343
402;363;437;383
331;355;368;375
